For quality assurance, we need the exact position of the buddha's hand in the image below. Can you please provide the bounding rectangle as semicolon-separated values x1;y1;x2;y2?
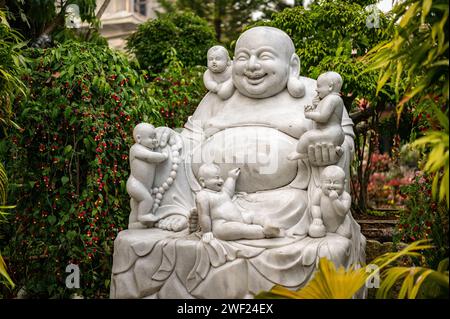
202;232;214;243
228;167;241;179
308;143;343;166
155;127;173;148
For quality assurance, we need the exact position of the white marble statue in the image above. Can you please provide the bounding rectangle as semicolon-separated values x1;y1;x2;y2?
203;45;235;100
126;123;168;229
288;71;345;161
194;163;283;241
110;26;365;299
308;165;352;239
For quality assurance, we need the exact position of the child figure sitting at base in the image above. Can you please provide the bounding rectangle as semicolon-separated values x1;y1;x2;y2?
192;163;283;242
308;165;352;239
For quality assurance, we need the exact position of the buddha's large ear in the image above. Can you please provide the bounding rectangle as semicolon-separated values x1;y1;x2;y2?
287;53;305;98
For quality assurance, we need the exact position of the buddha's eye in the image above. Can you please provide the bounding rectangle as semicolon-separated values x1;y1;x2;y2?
259;52;274;60
236;54;249;61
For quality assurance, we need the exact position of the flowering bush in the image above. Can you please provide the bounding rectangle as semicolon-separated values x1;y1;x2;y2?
366;151;414;208
394;172;449;268
146;49;206;129
0;41;164;298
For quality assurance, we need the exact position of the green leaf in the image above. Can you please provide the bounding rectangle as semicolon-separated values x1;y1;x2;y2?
48;215;57;225
64;145;73;154
68;64;75;77
66;230;77;241
61;176;69;185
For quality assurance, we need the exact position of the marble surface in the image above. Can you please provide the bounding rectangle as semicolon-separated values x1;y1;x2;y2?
111;26;366;299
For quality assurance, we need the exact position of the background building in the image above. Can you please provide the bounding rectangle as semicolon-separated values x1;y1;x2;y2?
97;0;160;50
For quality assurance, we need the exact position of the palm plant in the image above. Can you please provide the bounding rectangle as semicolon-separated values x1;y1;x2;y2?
256;240;449;299
0;8;25;289
0;162;14;288
365;0;449;207
0;9;26;132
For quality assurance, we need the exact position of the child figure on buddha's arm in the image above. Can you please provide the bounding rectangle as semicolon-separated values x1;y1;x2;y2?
203;45;235;100
288;71;345;161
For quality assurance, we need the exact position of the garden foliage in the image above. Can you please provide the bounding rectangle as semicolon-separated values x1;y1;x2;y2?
146;48;207;129
126;11;216;74
366;0;449;207
0;41;162;297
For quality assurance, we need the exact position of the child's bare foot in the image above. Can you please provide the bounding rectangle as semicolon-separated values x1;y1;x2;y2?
263;224;282;238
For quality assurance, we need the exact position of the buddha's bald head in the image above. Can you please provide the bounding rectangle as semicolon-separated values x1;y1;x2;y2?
232;27;304;99
235;27;296;60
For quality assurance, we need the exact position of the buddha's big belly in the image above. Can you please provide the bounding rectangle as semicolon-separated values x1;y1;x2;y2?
191;126;298;193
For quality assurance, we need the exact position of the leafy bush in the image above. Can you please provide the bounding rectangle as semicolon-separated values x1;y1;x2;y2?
0;41;163;298
126;11;216;74
395;172;449;268
146;48;206;128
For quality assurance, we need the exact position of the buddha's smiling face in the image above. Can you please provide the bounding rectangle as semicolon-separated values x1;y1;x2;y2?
232;27;293;99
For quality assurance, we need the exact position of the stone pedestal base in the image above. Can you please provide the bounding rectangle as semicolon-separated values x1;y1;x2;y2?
110;228;363;299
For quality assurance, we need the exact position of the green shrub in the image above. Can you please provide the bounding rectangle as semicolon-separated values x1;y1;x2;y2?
395;172;449;269
0;41;163;298
126;11;216;74
146;48;206;128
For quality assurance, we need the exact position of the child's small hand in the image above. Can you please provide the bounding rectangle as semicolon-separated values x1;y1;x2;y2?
312;218;324;226
304;104;313;112
312;94;320;106
329;190;339;200
228;167;240;179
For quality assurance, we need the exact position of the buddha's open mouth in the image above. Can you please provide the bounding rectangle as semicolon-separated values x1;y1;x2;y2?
244;72;267;85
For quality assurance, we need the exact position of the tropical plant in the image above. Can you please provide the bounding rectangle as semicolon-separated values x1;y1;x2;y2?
0;162;15;289
411;104;448;206
0;8;26;132
126;11;216;74
365;0;449;207
0;7;24;290
256;240;449;299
